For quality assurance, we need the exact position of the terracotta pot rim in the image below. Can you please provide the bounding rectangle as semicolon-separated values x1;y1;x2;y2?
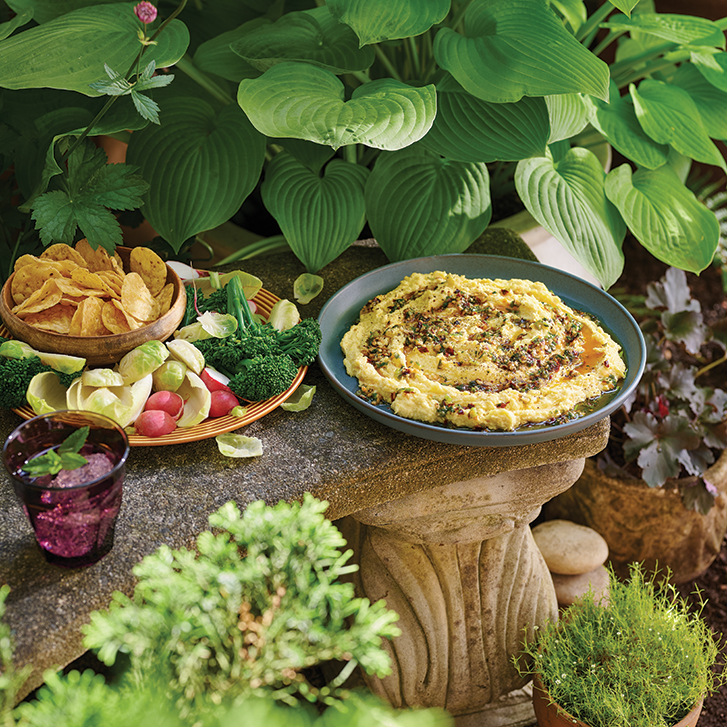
532;673;704;727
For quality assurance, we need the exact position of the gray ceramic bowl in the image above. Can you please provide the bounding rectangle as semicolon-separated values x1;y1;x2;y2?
317;254;646;447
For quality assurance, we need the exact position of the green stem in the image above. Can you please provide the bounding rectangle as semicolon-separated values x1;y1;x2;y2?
609;42;682;77
695;354;727;381
215;236;291;266
175;55;235;105
349;70;370;85
407;36;421;77
449;0;474;32
374;45;403;82
576;1;614;43
344;145;357;164
591;29;626;59
613;54;686;89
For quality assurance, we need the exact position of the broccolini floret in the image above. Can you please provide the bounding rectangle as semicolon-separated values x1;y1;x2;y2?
276;317;322;367
228;355;299;402
193;332;281;379
0;356;80;409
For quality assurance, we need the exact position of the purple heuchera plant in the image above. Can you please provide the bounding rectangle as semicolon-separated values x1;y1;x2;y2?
134;1;157;24
600;267;727;515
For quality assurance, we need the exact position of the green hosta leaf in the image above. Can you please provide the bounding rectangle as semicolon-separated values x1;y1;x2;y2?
606;0;640;16
4;0;121;24
630;80;727;172
515;147;625;289
231;7;374;73
327;0;449;46
671;63;727;140
126;97;266;253
601;12;725;48
365;145;491;262
421;75;549;162
550;0;586;33
261;152;369;273
274;138;335;175
545;94;589;144
585;83;669;170
238;62;436;151
433;0;609;103
691;49;727;94
0;8;32;40
0;4;189;95
193;20;266;83
604;163;719;274
30;139;148;251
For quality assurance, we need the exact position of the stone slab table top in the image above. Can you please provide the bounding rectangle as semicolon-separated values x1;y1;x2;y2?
0;239;610;700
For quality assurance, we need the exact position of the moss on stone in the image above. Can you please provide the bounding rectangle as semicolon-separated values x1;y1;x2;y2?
466;228;539;262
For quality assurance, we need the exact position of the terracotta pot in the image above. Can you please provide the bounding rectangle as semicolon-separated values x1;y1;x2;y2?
541;451;727;584
533;674;704;727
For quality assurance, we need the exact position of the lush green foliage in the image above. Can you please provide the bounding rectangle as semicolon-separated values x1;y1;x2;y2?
515;563;723;727
604;267;727;513
0;586;31;727
81;494;400;719
1;0;725;286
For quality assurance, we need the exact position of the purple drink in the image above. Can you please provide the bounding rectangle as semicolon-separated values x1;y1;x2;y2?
3;411;129;568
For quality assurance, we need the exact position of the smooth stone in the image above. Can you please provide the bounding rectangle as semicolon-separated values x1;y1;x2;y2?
531;519;609;575
552;565;610;607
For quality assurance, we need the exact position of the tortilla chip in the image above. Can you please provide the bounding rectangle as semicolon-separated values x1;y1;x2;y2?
40;243;88;268
23;304;75;334
11;263;65;305
74;238;115;272
121;272;156;322
130;247;167;297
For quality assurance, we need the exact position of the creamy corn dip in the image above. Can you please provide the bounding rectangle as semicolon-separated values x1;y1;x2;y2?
341;271;626;431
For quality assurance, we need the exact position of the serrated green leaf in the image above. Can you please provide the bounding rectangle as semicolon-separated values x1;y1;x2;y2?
604;163;719;274
0;4;189;95
126;97;266;253
130;89;161;124
74;203;125;252
136;61;174;91
261;152;369;272
545;94;590;144
433;0;609;103
30;190;82;244
88;64;134;97
515;147;625;289
690;49;727;94
238;62;436;151
601;12;725;48
365;145;491;262
585;82;669;170
231;6;374;74
58;425;89;454
327;0;449;46
420;74;549;162
671;63;727;141
630;80;727;172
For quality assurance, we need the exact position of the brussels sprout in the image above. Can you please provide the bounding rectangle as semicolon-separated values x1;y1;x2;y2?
267;299;300;332
166;339;205;375
82;369;125;388
0;340;85;373
176;371;211;427
152;360;187;392
118;340;170;384
26;372;68;415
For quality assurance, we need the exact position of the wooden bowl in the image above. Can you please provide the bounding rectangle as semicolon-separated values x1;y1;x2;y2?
0;247;186;367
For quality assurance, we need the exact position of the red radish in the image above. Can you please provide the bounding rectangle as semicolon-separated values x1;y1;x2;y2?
208;389;240;418
135;409;177;437
144;390;184;420
200;366;232;393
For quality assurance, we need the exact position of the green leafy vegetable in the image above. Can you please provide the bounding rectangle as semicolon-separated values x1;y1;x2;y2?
0;354;81;410
216;433;263;457
29;139;149;253
294;273;324;304
21;426;89;478
281;384;316;412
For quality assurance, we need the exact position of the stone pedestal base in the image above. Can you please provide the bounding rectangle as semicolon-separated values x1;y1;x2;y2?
338;458;586;726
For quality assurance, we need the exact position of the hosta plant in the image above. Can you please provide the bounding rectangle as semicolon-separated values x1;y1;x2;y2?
0;0;726;286
601;266;727;514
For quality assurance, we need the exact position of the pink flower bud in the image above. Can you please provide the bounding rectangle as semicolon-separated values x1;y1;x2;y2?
134;1;157;24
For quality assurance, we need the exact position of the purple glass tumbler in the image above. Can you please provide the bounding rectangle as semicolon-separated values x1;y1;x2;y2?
3;410;129;568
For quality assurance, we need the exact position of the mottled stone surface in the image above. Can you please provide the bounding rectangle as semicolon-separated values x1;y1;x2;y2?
552;565;610;607
0;236;610;702
531;520;609;575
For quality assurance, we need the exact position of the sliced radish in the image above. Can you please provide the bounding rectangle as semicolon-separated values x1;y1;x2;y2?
200;366;232;393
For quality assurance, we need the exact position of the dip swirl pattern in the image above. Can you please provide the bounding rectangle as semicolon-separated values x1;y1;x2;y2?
341;271;626;431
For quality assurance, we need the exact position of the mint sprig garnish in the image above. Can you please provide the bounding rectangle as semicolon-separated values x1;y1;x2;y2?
22;426;90;478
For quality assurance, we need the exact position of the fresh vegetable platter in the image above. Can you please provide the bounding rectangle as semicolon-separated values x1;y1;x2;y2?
1;267;318;447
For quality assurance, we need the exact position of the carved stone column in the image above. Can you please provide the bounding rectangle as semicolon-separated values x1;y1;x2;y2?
338;458;587;727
